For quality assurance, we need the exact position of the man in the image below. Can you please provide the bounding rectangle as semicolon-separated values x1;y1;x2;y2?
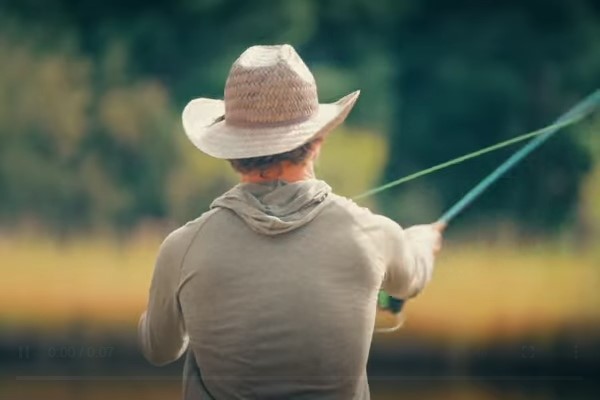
138;44;443;399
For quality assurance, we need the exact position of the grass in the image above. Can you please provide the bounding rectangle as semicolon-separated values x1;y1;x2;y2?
0;232;160;329
393;242;600;342
1;232;598;342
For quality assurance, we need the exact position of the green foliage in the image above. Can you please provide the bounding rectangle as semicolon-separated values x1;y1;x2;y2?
166;138;237;223
0;28;92;230
575;115;600;244
0;20;230;231
0;0;598;235
317;128;387;200
381;0;600;234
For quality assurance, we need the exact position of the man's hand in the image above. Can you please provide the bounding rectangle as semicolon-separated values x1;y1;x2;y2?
431;221;446;254
404;222;445;256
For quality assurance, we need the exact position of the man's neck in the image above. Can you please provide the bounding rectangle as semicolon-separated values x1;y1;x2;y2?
241;162;314;184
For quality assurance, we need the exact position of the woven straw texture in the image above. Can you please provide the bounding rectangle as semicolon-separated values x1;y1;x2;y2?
182;44;359;159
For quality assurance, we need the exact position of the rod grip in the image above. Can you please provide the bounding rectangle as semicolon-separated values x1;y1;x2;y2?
377;290;405;314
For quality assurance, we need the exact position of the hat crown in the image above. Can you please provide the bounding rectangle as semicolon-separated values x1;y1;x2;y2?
224;45;319;127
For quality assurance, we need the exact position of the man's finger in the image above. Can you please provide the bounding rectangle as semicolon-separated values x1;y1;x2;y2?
432;221;447;232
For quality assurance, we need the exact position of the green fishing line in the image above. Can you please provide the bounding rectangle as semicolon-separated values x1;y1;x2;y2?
354;89;600;221
353;116;582;200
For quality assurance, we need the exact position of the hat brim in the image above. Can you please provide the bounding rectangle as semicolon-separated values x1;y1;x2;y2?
181;90;360;159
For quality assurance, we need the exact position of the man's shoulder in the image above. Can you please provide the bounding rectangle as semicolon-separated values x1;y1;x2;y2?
327;193;399;233
161;209;223;252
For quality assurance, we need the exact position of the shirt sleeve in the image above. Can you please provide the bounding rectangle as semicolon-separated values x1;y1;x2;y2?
378;218;438;299
138;227;192;366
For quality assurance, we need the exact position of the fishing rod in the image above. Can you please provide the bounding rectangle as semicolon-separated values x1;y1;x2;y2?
360;89;600;332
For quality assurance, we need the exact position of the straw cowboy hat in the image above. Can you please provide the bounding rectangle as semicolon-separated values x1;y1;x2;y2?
182;44;360;159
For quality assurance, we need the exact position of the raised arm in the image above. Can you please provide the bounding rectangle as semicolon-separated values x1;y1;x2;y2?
378;217;443;299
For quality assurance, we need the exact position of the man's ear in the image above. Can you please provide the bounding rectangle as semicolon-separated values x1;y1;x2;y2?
311;138;324;160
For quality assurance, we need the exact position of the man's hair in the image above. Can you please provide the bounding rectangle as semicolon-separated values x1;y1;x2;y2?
228;140;317;175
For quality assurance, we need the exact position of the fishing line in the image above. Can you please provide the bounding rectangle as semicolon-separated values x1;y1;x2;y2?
366;88;599;332
439;89;599;224
354;89;599;203
352;116;580;200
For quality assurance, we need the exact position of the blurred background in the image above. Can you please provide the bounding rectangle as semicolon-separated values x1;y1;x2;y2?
0;0;599;399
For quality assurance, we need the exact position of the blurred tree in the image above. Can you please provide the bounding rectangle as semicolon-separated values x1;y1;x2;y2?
382;0;600;234
317;127;387;199
0;18;182;231
575;115;600;247
0;26;92;232
0;0;598;235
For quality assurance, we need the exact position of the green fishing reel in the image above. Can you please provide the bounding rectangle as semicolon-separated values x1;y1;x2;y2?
377;291;405;314
376;291;406;332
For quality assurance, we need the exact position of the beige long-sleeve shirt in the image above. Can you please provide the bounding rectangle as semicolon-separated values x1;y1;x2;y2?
138;180;438;399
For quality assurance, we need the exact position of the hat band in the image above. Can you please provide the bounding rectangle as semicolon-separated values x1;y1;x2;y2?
224;109;318;129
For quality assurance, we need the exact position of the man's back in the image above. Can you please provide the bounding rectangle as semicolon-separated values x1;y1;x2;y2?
139;180;438;399
180;181;383;399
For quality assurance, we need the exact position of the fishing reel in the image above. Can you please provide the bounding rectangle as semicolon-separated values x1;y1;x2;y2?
376;291;406;332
